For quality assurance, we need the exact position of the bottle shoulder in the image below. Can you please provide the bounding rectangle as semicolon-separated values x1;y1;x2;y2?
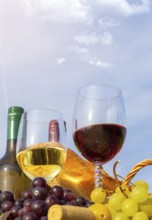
0;159;21;172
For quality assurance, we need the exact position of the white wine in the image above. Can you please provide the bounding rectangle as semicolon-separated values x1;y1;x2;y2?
17;142;66;182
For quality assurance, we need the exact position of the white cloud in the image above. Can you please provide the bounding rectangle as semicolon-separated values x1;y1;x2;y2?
98;17;120;28
100;32;113;45
56;57;66;65
23;0;92;23
69;45;89;57
88;59;112;68
74;32;98;44
97;0;151;15
21;0;152;25
74;32;113;46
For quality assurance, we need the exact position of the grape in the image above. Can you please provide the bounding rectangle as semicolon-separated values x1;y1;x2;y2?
115;185;131;197
40;216;48;220
23;199;34;208
88;203;111;220
132;211;148;220
113;211;129;220
10;205;22;218
22;189;32;200
15;199;24;207
1;200;14;212
60;199;66;205
85;200;94;208
139;197;152;217
0;191;14;202
66;200;77;206
108;192;126;211
31;177;47;189
63;191;76;201
76;196;86;206
134;180;149;191
63;189;73;194
50;185;64;199
23;212;39;220
45;195;61;208
105;204;116;218
14;217;23;220
121;198;138;217
31;200;48;217
131;185;148;203
32;186;47;200
18;207;31;216
90;188;106;204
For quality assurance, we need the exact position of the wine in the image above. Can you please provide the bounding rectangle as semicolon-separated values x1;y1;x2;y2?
73;123;127;164
17;142;66;182
0;106;31;198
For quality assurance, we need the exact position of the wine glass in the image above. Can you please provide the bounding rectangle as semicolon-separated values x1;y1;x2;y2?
72;84;127;188
16;108;67;183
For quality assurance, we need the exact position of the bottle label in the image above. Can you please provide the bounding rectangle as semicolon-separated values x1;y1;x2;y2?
0;170;31;198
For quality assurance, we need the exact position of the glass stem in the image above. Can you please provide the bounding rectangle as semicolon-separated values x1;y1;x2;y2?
94;162;103;188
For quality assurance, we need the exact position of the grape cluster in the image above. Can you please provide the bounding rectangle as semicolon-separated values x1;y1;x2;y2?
0;177;91;220
89;180;152;220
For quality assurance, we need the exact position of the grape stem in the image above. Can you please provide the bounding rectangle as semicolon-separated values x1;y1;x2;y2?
113;160;128;198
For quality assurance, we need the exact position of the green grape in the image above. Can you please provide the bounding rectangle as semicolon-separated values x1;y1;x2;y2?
115;185;131;197
105;204;116;218
134;180;149;191
108;192;126;211
139;197;152;217
121;198;138;217
132;211;148;220
113;211;129;220
88;203;111;220
90;187;106;203
131;185;148;203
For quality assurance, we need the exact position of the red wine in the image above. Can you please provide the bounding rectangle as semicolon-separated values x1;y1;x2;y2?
73;123;127;164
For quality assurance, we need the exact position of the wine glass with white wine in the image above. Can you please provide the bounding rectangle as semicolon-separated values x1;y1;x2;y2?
16;108;67;183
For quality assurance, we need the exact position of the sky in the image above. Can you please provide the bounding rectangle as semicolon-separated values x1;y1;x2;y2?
0;0;152;190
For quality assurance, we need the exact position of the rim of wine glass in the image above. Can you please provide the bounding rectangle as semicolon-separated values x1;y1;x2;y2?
22;108;63;123
77;83;123;100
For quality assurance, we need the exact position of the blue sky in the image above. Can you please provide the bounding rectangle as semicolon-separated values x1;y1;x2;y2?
0;0;152;189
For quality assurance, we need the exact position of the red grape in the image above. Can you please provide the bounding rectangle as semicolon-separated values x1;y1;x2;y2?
22;212;38;220
0;191;14;202
32;187;47;200
22;189;32;200
10;205;22;218
31;200;48;217
50;185;64;199
45;195;61;208
1;201;14;212
31;177;47;189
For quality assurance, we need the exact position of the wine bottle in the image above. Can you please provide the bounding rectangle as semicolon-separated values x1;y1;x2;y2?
48;120;66;142
48;120;60;142
0;106;31;198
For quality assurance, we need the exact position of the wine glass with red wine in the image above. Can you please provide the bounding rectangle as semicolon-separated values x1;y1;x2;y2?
72;84;127;188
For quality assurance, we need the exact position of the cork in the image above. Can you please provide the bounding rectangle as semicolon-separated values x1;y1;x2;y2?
48;205;95;220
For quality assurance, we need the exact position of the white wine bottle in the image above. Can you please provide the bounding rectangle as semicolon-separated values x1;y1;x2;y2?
0;106;31;198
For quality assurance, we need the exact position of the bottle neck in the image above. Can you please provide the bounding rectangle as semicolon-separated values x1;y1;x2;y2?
3;119;20;162
2;107;23;162
48;120;60;142
7;118;21;140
